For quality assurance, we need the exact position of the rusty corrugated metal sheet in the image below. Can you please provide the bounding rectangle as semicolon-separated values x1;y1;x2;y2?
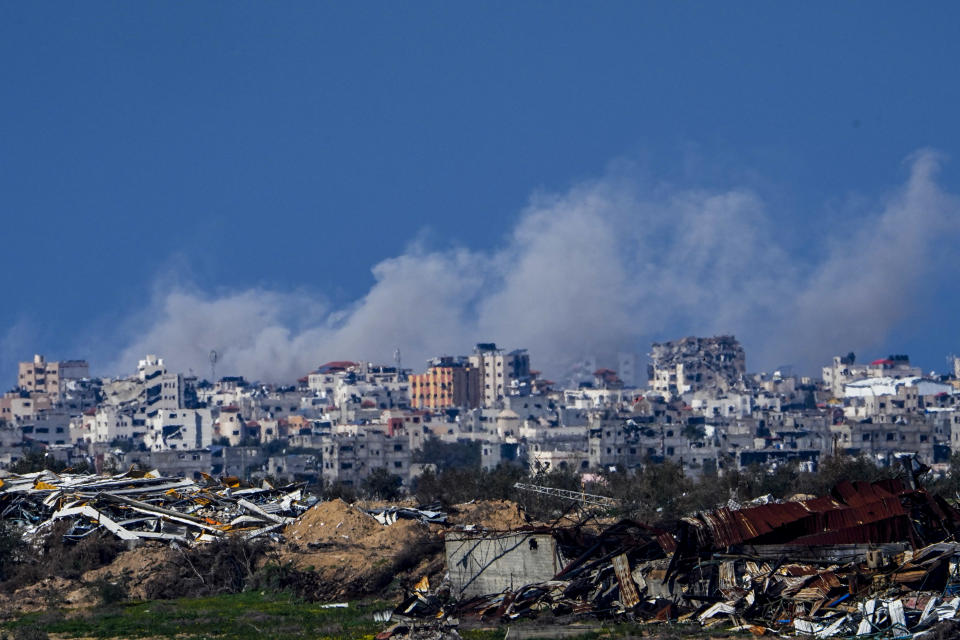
801;496;844;513
611;553;640;608
832;480;896;507
656;532;677;553
689;480;956;550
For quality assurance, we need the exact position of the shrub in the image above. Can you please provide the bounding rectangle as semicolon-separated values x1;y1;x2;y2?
142;537;267;600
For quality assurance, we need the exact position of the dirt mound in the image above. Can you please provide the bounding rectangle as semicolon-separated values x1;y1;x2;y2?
278;500;443;600
83;543;173;600
0;576;93;614
446;500;529;530
284;498;381;545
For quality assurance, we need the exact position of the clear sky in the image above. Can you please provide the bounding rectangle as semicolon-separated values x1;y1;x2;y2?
2;2;959;383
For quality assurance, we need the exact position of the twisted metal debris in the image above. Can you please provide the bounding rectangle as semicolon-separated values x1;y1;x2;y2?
391;479;960;639
0;468;316;545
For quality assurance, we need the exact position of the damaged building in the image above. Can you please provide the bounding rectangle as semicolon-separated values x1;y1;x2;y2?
393;474;960;638
648;335;746;398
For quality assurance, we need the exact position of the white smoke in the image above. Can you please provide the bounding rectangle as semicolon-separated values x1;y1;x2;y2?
110;150;960;382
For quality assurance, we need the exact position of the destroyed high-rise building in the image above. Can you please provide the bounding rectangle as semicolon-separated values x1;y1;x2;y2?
648;335;746;397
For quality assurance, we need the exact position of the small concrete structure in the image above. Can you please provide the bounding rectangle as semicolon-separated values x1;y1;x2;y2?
445;530;565;598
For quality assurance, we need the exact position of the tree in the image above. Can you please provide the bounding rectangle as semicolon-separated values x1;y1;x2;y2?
361;467;403;501
926;452;960;498
795;455;895;496
0;521;28;582
9;450;68;474
412;438;481;471
604;459;692;522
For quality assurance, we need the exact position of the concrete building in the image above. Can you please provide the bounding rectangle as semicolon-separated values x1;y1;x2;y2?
468;344;531;407
138;355;183;415
831;420;941;464
409;357;481;409
320;429;412;486
0;390;52;423
147;449;212;479
266;453;320;482
823;353;923;399
17;354;89;398
648;336;746;398
211;445;267;479
216;407;246;445
77;405;143;444
18;408;72;445
144;408;215;451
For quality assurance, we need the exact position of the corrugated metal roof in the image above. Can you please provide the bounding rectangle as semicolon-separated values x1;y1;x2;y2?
686;479;958;549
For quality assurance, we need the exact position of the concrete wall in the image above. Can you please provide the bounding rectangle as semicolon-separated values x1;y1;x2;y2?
445;531;564;598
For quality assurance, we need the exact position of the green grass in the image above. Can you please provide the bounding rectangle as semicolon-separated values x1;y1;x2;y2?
1;592;392;639
0;594;758;640
459;629;507;640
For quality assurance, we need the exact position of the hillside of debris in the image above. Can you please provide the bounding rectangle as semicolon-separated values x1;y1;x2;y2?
8;458;960;639
0;469;537;615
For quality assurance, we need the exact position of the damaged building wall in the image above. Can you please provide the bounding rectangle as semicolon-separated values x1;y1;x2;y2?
445;531;564;598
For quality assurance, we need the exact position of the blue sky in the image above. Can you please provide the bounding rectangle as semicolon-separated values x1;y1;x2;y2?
2;3;959;383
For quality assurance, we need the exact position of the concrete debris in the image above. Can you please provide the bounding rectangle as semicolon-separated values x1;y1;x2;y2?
390;479;960;638
368;504;447;526
0;467;316;545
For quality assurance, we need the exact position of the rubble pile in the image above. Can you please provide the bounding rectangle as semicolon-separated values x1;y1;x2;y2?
395;479;960;638
366;504;447;526
0;468;315;545
279;499;543;601
444;499;529;530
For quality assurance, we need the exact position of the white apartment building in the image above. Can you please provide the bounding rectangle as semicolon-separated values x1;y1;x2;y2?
823;354;922;398
468;344;531;408
144;408;215;451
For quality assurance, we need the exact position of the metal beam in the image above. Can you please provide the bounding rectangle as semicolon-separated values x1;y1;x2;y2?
512;482;618;507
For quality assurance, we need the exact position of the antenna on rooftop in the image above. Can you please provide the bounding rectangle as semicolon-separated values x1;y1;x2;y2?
209;350;219;382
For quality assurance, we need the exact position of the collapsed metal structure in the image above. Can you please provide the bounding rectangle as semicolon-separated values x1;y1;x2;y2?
0;469;315;544
396;479;960;638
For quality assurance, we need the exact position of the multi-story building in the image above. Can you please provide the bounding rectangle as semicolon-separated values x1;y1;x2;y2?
823;353;923;398
468;344;531;407
18;408;72;445
0;389;53;423
138;355;183;415
648;336;746;398
831;419;943;464
216;406;246;445
84;406;138;443
409;357;481;409
17;355;89;398
320;429;412;486
144;408;215;451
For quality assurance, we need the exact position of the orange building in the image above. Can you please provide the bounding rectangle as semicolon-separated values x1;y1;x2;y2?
409;358;480;409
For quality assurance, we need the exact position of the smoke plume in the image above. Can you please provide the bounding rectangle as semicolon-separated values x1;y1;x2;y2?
111;150;959;382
